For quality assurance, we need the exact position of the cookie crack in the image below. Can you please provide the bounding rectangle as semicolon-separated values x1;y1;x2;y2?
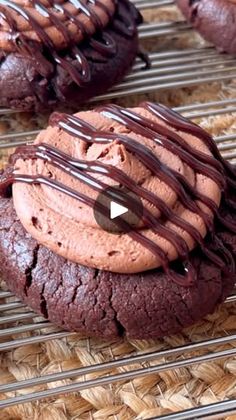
24;244;39;296
190;2;200;23
108;276;125;337
67;269;99;329
70;284;80;306
40;281;48;319
67;276;83;308
166;288;191;328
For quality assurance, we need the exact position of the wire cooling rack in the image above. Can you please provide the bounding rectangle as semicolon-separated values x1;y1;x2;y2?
0;0;236;418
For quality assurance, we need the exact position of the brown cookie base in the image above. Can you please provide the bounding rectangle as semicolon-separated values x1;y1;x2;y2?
176;0;236;54
0;197;235;339
0;1;141;111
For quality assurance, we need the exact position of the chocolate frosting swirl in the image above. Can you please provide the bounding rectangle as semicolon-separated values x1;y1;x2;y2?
0;0;115;51
2;102;236;286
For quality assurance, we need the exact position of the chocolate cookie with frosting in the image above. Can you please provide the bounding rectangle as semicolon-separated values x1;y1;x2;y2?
176;0;236;53
0;0;142;111
0;102;236;339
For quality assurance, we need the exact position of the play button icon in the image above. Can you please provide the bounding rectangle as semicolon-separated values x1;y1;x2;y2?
110;201;128;220
94;185;143;234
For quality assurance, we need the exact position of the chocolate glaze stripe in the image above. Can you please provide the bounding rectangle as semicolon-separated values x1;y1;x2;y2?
69;0;103;30
12;141;232;271
59;112;214;232
144;101;236;179
33;1;71;45
89;32;117;57
0;4;16;29
0;0;137;86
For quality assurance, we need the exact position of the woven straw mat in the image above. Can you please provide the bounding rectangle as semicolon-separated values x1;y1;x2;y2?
0;4;236;420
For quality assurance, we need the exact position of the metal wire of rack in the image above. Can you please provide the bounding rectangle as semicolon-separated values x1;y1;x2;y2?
0;0;236;418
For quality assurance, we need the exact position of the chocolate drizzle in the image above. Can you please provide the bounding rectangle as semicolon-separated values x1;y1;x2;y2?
1;103;236;285
0;0;141;85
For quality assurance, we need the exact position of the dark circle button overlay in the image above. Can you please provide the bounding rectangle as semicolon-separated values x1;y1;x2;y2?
94;185;143;234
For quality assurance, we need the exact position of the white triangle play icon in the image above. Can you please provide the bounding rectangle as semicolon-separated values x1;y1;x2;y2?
110;201;128;220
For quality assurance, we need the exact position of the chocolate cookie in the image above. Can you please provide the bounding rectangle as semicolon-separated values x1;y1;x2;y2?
0;102;236;339
0;0;142;111
176;0;236;53
0;198;235;339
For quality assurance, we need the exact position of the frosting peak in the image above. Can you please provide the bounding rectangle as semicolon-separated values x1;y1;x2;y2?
7;104;225;277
